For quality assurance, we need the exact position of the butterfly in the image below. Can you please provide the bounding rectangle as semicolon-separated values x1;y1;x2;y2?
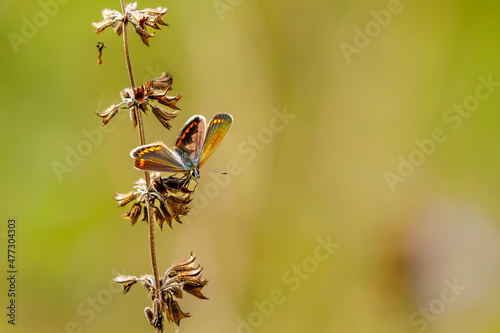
131;112;233;181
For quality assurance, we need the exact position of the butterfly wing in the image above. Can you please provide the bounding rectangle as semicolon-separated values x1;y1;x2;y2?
196;112;233;168
174;115;206;160
131;142;187;174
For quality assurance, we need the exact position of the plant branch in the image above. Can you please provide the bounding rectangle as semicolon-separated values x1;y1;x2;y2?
120;0;135;91
120;0;161;324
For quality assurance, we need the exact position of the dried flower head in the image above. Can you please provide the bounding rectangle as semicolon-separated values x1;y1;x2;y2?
93;2;168;46
115;253;208;329
97;73;181;129
114;173;192;229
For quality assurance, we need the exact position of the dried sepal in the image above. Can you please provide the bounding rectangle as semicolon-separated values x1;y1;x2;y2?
140;274;156;294
93;2;168;46
133;86;146;103
141;207;149;222
114;174;192;229
114;275;138;293
152;206;165;230
96;105;119;126
140;7;168;29
164;297;190;326
92;9;123;34
97;74;181;128
151;105;177;130
168;194;191;223
120;255;206;328
149;73;172;93
161;254;208;300
114;191;137;207
129;106;138;127
177;265;203;277
169;286;183;299
132;23;156;46
171;253;197;272
151;94;182;110
159;204;173;229
182;280;208;300
144;307;154;326
145;73;182;111
123;203;142;225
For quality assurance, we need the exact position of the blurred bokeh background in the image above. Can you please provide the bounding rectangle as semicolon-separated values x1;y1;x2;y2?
2;0;500;332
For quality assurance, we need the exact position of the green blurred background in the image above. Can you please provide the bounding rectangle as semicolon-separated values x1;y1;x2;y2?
2;0;500;332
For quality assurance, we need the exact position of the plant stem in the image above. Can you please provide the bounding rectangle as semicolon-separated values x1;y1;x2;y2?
120;0;161;323
120;0;135;91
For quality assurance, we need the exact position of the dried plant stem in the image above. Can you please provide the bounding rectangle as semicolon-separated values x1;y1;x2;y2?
120;0;161;321
120;0;136;91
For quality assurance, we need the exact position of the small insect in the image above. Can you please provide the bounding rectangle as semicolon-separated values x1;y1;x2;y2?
96;42;105;65
131;112;233;182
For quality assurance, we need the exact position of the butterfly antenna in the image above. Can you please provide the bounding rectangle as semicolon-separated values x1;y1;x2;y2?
201;168;227;175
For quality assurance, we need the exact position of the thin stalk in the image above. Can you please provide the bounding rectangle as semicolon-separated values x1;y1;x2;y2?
120;0;161;321
120;0;136;90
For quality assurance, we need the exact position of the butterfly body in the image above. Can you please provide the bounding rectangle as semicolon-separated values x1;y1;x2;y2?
131;112;233;181
174;147;200;179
